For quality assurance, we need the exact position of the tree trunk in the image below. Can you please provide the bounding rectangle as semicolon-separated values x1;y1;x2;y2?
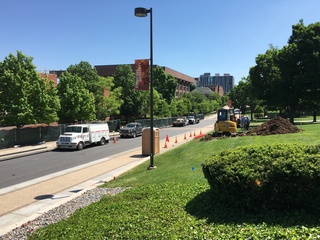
289;106;295;124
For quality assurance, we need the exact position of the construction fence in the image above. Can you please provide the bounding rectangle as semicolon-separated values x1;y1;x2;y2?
0;115;204;149
0;120;121;150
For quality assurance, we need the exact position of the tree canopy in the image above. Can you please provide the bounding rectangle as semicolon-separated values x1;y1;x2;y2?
112;65;141;122
65;61;122;120
153;67;178;103
250;20;320;123
0;51;60;127
228;76;259;120
57;71;95;123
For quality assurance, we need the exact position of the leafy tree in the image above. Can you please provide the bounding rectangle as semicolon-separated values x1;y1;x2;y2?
210;99;221;112
112;65;140;122
207;91;223;104
190;84;196;92
153;67;178;103
65;61;122;120
137;90;149;118
152;90;167;118
101;76;123;118
250;21;320;123
0;51;60;127
33;76;60;124
156;100;171;117
184;91;207;103
170;100;178;117
58;71;95;123
66;61;99;92
220;95;230;107
198;100;211;114
175;98;192;116
183;91;207;114
250;46;282;112
276;43;303;122
288;20;320;121
228;76;259;120
228;79;250;114
136;89;165;118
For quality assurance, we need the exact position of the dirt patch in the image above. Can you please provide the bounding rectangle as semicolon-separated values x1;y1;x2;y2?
200;116;301;141
245;116;301;136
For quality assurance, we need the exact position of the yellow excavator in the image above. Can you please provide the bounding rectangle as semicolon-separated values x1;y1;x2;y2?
214;106;237;135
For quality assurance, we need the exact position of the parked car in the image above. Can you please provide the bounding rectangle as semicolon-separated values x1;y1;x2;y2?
172;117;189;127
120;122;143;138
188;116;196;124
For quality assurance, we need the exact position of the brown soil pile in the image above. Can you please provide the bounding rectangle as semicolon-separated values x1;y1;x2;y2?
246;116;301;136
200;116;301;141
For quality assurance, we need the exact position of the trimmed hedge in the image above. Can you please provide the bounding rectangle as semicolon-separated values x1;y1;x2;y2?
202;143;320;212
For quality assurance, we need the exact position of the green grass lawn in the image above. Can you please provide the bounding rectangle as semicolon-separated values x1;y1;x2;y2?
30;123;320;239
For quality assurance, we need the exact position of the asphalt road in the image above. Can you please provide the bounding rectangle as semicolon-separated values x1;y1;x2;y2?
0;117;215;189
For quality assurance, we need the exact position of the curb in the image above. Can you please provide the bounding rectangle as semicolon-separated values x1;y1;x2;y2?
0;147;51;162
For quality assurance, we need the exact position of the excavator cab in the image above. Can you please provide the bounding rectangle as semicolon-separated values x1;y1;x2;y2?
214;108;237;134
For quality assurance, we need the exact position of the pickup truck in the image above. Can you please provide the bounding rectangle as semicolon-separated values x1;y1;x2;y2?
120;122;143;138
188;115;200;124
188;116;196;124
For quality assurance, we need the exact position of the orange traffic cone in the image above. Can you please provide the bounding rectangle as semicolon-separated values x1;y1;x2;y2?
164;140;168;148
189;132;192;137
166;134;170;142
200;130;202;135
113;136;117;143
194;131;196;136
175;136;178;143
184;134;187;140
113;176;116;180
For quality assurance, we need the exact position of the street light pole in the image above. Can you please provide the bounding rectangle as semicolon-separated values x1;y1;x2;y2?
134;7;156;170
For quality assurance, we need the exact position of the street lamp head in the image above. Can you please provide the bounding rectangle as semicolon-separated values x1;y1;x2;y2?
134;7;150;17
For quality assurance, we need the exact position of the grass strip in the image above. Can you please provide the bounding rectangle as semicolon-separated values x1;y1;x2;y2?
30;123;320;239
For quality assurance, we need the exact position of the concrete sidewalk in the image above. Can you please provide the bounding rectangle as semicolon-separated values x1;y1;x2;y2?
0;121;215;236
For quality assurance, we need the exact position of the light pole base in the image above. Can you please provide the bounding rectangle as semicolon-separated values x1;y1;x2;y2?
147;165;157;170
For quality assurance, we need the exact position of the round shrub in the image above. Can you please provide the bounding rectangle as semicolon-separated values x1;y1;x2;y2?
202;143;320;212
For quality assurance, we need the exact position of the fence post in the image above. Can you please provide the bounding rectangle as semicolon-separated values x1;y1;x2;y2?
39;126;42;142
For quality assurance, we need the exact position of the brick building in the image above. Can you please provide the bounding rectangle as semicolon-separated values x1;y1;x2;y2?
51;64;196;97
39;73;58;86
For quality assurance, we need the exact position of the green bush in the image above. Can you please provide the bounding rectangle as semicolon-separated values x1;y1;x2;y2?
202;143;320;212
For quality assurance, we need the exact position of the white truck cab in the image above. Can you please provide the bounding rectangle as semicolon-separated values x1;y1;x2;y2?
56;124;110;150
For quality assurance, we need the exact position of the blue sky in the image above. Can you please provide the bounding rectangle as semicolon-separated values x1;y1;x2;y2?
1;0;319;84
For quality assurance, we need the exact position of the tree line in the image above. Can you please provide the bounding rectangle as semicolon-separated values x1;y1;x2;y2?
228;20;320;123
0;52;225;128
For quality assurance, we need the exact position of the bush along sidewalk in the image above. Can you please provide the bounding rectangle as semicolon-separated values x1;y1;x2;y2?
203;143;320;213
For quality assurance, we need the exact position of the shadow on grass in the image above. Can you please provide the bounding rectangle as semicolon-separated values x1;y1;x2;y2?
185;189;320;227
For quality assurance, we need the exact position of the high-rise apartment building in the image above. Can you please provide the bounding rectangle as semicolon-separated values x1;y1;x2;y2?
198;73;234;95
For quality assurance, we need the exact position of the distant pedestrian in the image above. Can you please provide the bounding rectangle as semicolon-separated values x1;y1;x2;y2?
245;116;250;130
240;115;245;131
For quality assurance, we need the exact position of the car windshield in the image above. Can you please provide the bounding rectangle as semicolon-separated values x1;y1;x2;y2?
125;124;136;128
65;126;82;133
188;116;195;119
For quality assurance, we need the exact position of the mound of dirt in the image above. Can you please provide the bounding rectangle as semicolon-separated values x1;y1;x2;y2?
246;116;301;136
200;116;301;141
